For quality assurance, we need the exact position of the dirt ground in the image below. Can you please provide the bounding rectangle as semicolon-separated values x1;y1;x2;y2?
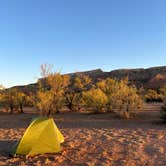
0;103;166;166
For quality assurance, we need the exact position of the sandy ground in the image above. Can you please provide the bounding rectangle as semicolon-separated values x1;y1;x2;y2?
0;103;166;166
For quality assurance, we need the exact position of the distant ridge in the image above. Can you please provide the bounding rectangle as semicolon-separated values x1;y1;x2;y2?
147;73;166;89
7;65;166;93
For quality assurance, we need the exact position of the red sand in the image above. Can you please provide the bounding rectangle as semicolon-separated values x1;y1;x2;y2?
0;103;165;166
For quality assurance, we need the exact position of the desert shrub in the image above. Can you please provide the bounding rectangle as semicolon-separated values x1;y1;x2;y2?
0;91;4;109
160;86;166;100
15;92;27;113
0;89;28;114
47;72;69;114
97;78;120;112
111;80;143;118
0;89;18;114
145;89;162;102
36;91;57;116
37;64;53;91
65;91;82;111
82;88;108;113
24;94;34;107
97;78;143;118
160;86;166;122
137;87;146;101
35;64;70;116
65;74;92;111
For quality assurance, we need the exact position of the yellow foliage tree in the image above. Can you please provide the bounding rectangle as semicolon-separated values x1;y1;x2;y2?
97;78;143;118
82;88;108;113
15;92;27;113
111;80;143;118
65;74;92;111
0;89;17;114
36;91;56;116
97;78;120;112
36;64;70;116
145;89;161;102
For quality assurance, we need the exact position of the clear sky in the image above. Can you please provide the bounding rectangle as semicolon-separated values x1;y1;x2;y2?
0;0;166;88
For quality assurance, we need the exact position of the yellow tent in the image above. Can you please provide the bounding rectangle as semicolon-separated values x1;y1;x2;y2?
14;117;64;156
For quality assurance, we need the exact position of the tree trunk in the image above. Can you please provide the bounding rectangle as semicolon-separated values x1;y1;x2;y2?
19;103;24;113
47;109;51;117
56;110;60;114
68;103;75;111
9;105;14;114
124;107;130;119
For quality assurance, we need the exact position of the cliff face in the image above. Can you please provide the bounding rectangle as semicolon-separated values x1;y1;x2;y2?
70;66;166;89
7;66;166;93
146;73;166;89
108;66;166;89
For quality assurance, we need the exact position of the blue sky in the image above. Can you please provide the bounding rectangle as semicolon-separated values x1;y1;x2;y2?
0;0;166;87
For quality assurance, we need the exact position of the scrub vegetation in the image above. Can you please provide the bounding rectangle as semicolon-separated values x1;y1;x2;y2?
0;64;166;120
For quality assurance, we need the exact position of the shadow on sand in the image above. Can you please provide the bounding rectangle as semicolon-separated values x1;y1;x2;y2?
0;140;18;157
0;111;165;130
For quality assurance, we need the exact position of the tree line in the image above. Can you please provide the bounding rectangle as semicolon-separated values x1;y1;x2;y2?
0;64;166;120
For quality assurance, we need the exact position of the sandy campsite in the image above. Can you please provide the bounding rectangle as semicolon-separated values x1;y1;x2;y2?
1;0;166;165
0;103;165;166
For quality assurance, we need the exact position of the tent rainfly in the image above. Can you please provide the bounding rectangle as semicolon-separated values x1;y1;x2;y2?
12;117;64;156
